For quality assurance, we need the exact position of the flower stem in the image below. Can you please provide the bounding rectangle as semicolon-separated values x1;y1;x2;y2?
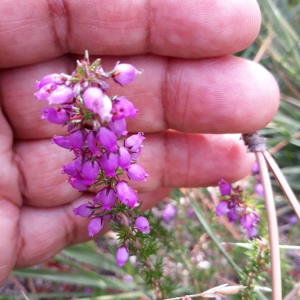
263;151;300;221
256;151;282;300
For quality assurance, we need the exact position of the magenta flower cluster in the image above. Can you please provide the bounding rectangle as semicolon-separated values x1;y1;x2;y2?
215;180;261;238
35;54;150;267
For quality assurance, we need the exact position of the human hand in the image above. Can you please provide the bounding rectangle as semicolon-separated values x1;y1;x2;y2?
0;0;279;286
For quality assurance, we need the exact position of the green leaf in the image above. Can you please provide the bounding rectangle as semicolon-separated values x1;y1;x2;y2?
61;243;125;275
12;268;107;288
74;291;146;300
189;196;241;275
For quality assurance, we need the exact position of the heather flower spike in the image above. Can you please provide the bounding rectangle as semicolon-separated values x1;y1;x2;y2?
215;181;261;238
36;52;148;266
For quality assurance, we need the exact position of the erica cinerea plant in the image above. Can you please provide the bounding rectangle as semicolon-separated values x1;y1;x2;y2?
34;51;150;267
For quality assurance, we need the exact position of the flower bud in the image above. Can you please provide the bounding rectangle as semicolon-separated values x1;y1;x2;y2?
215;201;228;217
188;209;194;218
48;85;73;105
69;130;86;149
87;131;102;155
88;217;104;237
227;208;238;222
99;95;113;123
251;162;259;174
125;132;145;152
36;73;64;90
218;179;231;196
73;203;93;217
247;226;258;238
83;87;104;113
62;160;78;177
163;204;177;221
34;83;57;101
108;119;128;137
118;147;131;170
240;213;256;229
255;183;264;197
127;164;149;181
100;153;118;177
112;64;141;85
116;181;138;208
112;97;139;120
41;107;69;124
98;127;117;153
94;188;116;211
130;146;142;160
135;216;150;234
53;136;72;149
82;161;100;181
116;245;129;267
68;176;90;191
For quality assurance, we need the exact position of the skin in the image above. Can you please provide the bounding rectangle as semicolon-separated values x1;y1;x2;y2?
0;0;280;286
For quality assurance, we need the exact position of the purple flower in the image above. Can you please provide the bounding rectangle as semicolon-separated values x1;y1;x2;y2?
82;161;100;181
41;107;69;124
127;164;149;181
116;181;138;208
68;176;90;191
83;87;104;113
36;73;63;90
108;119;128;137
94;188;116;211
135;216;150;234
100;153;118;177
289;215;298;225
69;130;86;149
62;160;78;177
53;136;72;149
163;204;177;221
227;208;238;223
130;147;142;160
112;97;139;120
48;85;73;105
125;132;145;152
34;83;57;101
247;226;258;238
218;179;231;196
188;209;194;218
98;95;113;123
73;203;93;217
251;162;259;174
74;156;84;174
87;131;102;155
112;64;140;85
97;127;117;153
88;217;104;237
215;201;228;216
116;245;129;267
255;183;264;197
118;147;131;171
240;213;256;229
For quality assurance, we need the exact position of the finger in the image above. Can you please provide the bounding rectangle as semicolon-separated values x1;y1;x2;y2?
0;199;19;286
1;55;279;139
15;132;254;207
0;0;261;67
0;105;22;286
15;187;170;268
